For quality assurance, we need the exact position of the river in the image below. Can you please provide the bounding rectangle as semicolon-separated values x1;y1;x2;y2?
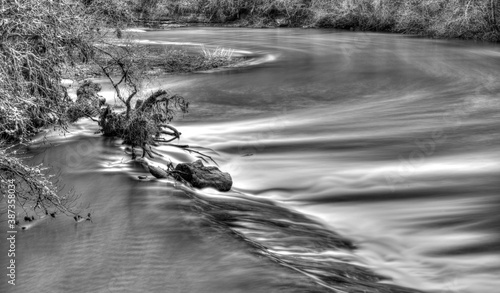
1;27;499;293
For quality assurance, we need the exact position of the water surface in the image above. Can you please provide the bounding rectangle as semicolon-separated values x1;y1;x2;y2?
1;28;499;293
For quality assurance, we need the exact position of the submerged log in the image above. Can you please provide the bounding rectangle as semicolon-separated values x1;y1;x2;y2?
148;164;169;179
175;160;232;192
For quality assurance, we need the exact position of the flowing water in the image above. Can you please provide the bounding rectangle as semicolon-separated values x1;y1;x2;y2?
1;28;500;293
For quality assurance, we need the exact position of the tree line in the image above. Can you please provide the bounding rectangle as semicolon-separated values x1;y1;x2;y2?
132;0;500;41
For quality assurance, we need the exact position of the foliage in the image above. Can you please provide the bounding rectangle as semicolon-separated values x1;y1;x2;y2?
150;0;500;41
100;90;189;149
310;0;499;40
66;80;105;122
424;0;500;40
187;0;316;25
0;0;95;142
81;0;136;26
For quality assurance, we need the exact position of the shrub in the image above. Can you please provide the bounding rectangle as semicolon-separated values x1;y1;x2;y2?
0;0;95;142
155;0;500;40
99;89;189;151
66;80;105;123
427;0;494;39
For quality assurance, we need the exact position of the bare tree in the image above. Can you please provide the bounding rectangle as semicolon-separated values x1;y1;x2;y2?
94;42;144;119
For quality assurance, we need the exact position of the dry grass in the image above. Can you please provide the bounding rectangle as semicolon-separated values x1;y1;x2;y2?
201;45;235;59
143;45;242;73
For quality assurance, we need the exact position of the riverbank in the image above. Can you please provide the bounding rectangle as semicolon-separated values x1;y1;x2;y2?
133;0;500;42
73;41;245;80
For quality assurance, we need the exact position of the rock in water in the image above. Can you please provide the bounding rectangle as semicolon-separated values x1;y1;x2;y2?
175;160;232;192
148;165;169;179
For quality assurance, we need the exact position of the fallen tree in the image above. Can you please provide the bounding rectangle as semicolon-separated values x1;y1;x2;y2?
88;38;230;189
96;87;231;191
1;0;234;223
99;89;189;156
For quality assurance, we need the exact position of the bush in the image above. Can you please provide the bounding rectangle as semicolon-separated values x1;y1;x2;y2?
154;0;500;40
66;81;105;123
99;89;189;150
427;0;494;39
0;0;95;142
122;113;160;147
82;0;136;26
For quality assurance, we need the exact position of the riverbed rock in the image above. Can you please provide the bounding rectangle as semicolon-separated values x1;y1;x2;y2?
174;160;232;192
